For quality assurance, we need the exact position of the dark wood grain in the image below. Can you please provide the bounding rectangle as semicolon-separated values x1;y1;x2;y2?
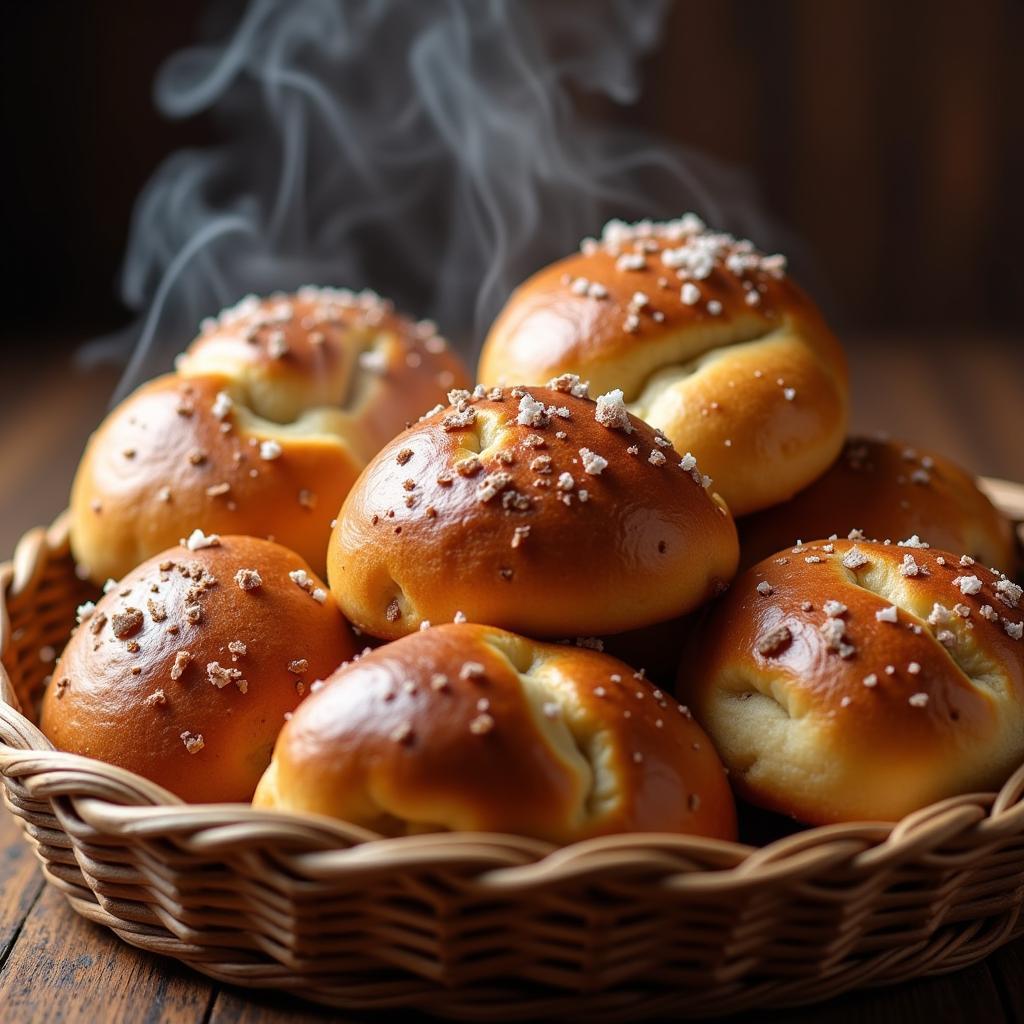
0;334;1021;1021
0;809;45;970
0;886;214;1024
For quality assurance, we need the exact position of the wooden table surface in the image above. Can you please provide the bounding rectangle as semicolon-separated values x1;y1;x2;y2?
1;333;1022;1022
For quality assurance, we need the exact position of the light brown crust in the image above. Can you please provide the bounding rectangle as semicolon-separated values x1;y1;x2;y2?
326;383;739;639
253;623;737;844
70;374;362;584
478;217;848;515
40;535;357;804
683;539;1024;824
739;436;1018;572
70;288;469;584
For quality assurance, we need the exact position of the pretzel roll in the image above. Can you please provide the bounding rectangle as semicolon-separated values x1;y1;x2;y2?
254;623;737;843
70;288;469;584
478;216;848;516
684;539;1024;824
740;436;1018;572
327;381;739;639
41;534;357;804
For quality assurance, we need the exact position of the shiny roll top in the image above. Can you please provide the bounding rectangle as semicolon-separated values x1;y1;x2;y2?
739;436;1018;572
684;539;1024;824
41;534;357;803
327;379;739;639
70;287;469;584
254;623;737;844
478;215;849;516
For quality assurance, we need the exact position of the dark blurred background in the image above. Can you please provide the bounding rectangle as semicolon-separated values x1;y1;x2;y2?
4;0;1023;346
1;0;1022;550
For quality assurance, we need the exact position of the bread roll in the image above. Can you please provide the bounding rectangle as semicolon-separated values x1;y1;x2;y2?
327;380;739;639
71;288;469;584
478;215;848;516
684;539;1024;824
740;436;1018;572
41;534;357;803
253;623;737;844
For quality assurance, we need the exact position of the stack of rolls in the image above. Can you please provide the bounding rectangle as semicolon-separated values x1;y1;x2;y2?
41;218;1024;844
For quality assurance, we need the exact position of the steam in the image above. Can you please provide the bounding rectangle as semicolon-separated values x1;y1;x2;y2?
85;0;789;400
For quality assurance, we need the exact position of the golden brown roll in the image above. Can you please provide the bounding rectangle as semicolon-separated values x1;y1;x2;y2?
739;436;1018;573
684;539;1024;824
253;623;737;844
41;534;357;803
327;381;739;639
478;215;848;516
71;288;469;584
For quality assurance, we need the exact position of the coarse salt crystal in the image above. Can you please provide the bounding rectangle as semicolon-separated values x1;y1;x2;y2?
259;439;283;461
184;529;220;551
953;575;983;595
594;389;633;433
579;448;608;475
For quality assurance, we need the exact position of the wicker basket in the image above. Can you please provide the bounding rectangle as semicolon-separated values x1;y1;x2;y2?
2;483;1024;1020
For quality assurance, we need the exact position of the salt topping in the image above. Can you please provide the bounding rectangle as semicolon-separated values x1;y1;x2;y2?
952;575;983;595
181;731;205;754
212;391;234;420
289;569;327;603
680;282;700;305
259;439;283;461
234;568;263;591
516;393;549;428
184;529;220;551
594;389;633;433
842;546;869;570
900;554;922;577
547;373;590;398
579;448;608;475
476;472;512;503
995;580;1022;608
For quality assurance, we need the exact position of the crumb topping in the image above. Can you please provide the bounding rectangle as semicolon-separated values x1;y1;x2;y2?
111;607;144;639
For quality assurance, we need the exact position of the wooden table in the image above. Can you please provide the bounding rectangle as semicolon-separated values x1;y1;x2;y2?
1;333;1022;1022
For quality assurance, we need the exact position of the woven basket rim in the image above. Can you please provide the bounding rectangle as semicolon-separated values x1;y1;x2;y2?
3;481;1024;886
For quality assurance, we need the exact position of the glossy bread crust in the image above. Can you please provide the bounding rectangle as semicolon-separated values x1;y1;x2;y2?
71;288;469;584
478;216;848;515
253;623;737;844
41;535;357;803
327;382;739;639
739;436;1018;572
684;539;1024;824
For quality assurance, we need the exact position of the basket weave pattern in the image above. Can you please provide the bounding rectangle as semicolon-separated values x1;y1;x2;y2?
3;506;1024;1020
